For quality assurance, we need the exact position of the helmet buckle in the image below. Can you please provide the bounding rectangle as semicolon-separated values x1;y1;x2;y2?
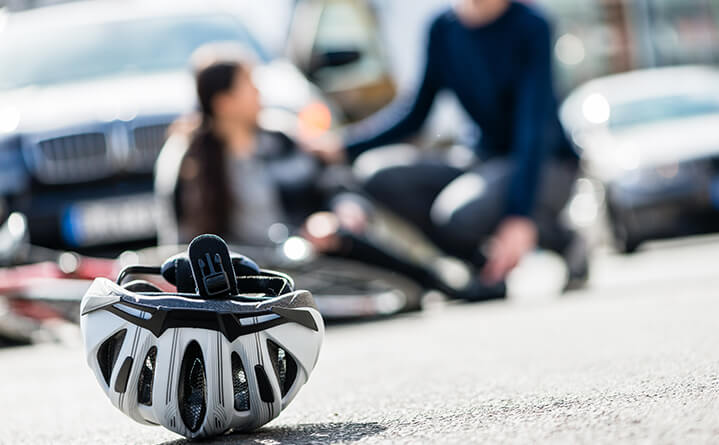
198;252;231;297
188;234;238;298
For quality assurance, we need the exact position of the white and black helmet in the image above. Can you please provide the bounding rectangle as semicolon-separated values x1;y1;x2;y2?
80;234;324;439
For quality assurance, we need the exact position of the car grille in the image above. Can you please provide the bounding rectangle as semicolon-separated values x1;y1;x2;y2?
129;124;170;172
27;123;170;184
31;133;112;184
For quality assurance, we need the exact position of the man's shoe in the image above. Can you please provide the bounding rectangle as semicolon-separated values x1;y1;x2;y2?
455;279;507;302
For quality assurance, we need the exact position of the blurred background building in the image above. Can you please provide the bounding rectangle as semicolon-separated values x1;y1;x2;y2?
538;0;719;94
364;0;719;96
3;0;717;96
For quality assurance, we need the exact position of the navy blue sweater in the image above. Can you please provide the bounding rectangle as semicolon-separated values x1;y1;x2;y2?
344;2;576;218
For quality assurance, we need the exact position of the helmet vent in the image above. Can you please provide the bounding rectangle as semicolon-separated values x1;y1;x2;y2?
178;341;207;433
254;365;275;403
97;329;127;386
137;347;157;406
267;340;298;397
231;352;250;411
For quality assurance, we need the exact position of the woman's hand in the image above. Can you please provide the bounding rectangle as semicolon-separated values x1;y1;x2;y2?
298;131;346;164
481;216;538;284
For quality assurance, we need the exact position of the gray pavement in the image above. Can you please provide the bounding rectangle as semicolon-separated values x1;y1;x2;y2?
2;238;719;444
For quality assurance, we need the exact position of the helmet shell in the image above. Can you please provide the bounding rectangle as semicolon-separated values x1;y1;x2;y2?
81;278;324;438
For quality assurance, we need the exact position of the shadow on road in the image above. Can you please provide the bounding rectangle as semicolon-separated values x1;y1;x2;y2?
157;421;386;445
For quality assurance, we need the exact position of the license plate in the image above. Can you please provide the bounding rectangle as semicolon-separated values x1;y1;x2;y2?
61;194;156;247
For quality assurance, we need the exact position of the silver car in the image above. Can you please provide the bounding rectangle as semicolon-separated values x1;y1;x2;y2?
561;66;719;252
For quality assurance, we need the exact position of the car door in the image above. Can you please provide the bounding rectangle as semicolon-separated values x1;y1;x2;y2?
286;0;396;122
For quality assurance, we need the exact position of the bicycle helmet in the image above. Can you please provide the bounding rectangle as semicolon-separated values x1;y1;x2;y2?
80;234;324;439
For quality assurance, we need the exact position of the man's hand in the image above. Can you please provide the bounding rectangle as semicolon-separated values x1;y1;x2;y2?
482;216;538;284
298;131;346;164
301;212;341;253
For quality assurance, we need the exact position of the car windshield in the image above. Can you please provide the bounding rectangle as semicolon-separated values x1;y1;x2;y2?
609;95;719;130
0;14;266;91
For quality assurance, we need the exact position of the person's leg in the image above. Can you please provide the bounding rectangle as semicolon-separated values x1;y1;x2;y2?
533;159;579;253
429;157;584;284
429;159;513;265
533;159;588;287
324;230;477;300
353;145;463;234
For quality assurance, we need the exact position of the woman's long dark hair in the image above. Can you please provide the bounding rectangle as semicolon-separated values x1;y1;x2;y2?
180;59;244;236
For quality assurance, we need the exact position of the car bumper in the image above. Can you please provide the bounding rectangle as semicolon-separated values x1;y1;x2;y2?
12;179;157;251
606;164;719;244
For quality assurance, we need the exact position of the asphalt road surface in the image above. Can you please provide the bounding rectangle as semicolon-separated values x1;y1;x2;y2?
2;237;719;444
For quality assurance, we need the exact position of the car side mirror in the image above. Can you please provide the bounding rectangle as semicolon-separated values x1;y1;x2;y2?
308;49;362;77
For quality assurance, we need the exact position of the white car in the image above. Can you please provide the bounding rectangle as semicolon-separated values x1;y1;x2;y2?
560;66;719;252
